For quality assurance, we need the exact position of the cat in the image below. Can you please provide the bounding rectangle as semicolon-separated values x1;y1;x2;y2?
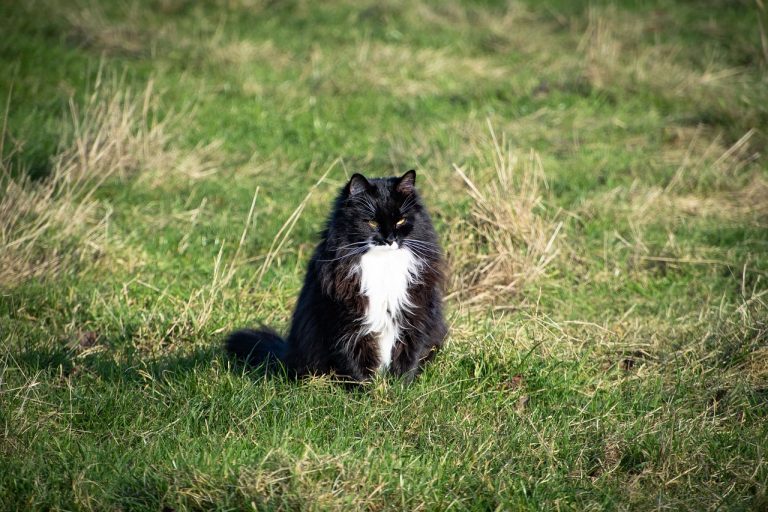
226;170;447;382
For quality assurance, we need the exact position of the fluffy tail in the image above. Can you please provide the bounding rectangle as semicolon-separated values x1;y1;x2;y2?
224;327;288;370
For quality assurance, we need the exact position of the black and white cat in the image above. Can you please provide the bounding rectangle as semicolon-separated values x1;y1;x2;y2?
226;170;447;382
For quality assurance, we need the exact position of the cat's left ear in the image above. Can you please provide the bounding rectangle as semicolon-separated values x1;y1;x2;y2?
396;170;416;195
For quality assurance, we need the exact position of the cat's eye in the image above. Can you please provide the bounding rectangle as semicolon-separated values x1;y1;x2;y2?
396;218;406;226
368;220;379;229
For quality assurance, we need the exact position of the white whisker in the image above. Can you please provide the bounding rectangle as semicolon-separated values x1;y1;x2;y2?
316;247;368;262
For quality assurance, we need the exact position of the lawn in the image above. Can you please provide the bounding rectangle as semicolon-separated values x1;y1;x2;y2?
1;0;767;510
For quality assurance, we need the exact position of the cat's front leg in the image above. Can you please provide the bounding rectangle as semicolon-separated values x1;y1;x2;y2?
390;332;439;381
336;331;381;381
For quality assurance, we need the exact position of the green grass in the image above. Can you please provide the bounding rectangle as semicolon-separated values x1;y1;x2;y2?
2;0;767;510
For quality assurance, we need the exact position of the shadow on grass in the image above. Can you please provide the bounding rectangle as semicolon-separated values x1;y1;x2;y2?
5;338;292;387
6;334;416;394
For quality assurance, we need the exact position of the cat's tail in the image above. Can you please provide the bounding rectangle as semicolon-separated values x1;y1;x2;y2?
224;327;288;370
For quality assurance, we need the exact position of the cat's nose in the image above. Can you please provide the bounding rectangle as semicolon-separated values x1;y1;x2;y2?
385;233;396;244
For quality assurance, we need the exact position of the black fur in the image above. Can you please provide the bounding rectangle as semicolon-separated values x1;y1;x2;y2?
225;170;447;382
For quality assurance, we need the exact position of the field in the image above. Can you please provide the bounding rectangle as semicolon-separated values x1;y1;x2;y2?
1;0;767;510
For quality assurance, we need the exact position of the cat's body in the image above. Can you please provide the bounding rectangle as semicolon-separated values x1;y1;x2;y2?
226;170;447;382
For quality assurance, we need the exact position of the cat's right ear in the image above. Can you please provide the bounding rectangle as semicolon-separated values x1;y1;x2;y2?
347;173;372;196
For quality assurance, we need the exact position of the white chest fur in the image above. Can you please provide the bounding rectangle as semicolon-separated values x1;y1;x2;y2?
358;244;419;371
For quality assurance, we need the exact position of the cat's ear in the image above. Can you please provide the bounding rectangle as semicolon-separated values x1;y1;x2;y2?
396;169;416;195
347;173;372;196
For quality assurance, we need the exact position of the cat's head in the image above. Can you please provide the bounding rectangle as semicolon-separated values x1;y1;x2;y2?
331;170;436;256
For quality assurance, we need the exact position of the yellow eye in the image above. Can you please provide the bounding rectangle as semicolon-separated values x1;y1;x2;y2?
368;220;379;229
396;218;406;226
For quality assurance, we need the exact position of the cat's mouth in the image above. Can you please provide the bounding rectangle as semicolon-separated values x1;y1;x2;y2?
371;241;399;251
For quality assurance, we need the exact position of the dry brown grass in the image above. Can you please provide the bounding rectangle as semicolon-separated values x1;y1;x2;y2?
715;288;768;387
669;175;768;226
213;39;295;69
662;126;760;192
0;77;215;288
64;1;151;57
578;5;762;131
575;120;767;271
628;124;766;234
410;0;566;63
352;42;507;97
292;42;508;99
447;122;562;308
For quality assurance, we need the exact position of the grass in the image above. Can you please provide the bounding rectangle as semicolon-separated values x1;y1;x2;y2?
1;0;767;509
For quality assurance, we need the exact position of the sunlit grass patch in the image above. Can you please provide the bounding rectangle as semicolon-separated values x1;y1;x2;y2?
578;5;767;141
0;79;158;287
0;75;221;289
1;0;767;510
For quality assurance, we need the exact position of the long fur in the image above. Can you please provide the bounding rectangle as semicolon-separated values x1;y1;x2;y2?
225;170;447;382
